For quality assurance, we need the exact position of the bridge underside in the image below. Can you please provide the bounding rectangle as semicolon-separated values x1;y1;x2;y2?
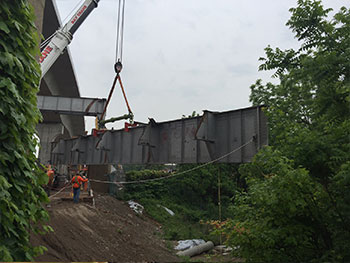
51;106;268;165
31;0;86;164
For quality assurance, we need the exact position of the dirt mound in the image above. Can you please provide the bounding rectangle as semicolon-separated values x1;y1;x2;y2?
31;195;179;262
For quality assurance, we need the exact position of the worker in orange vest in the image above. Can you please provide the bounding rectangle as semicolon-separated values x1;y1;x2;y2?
45;166;55;196
71;172;88;203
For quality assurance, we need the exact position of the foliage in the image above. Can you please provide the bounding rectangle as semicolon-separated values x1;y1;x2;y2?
125;169;170;181
221;148;336;262
123;164;241;240
124;169;171;200
125;164;240;218
250;0;349;182
140;198;208;240
219;1;350;262
0;1;49;261
182;111;199;119
167;164;241;217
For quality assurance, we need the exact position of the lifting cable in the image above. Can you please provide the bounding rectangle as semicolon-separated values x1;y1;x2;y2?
48;182;72;200
115;0;126;63
99;0;133;127
89;138;254;185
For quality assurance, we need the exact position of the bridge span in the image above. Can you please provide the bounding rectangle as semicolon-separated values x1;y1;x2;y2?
51;106;268;165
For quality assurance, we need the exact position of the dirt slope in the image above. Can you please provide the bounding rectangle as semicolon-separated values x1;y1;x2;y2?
31;195;179;262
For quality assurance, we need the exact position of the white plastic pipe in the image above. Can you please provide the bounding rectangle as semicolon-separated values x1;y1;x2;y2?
176;241;214;257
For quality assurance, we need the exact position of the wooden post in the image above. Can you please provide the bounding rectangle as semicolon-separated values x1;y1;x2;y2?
218;166;222;245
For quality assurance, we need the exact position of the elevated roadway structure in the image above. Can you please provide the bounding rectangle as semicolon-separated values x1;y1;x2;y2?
30;0;87;164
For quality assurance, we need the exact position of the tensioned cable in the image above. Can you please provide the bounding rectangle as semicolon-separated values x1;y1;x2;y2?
49;182;72;199
120;0;126;62
89;138;254;185
40;34;55;49
40;0;84;50
115;0;126;63
61;0;85;25
115;0;121;62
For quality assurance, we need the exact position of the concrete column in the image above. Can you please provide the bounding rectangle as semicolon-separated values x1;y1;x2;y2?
88;165;111;193
28;0;45;34
36;123;66;164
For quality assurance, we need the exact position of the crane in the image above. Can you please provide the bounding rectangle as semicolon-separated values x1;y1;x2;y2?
39;0;100;77
39;0;134;131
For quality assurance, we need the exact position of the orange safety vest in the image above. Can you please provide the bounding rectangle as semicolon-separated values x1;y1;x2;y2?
47;169;54;185
71;175;88;188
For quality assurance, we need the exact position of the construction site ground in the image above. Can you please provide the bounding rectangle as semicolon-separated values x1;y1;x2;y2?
31;194;180;262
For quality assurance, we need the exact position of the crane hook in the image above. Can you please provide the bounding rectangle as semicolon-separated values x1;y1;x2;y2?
114;60;123;74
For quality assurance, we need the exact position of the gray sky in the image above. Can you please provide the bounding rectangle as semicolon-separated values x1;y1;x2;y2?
55;0;348;132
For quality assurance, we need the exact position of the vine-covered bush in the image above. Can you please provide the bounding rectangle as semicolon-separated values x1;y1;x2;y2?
124;169;170;200
124;164;241;241
125;164;241;217
126;169;169;181
0;1;49;261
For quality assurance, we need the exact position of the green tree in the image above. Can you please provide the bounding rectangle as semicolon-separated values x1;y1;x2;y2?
250;0;349;182
220;1;350;261
222;148;335;262
0;1;49;261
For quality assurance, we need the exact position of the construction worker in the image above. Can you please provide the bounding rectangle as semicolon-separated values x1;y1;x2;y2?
45;166;55;196
80;170;89;192
71;172;88;203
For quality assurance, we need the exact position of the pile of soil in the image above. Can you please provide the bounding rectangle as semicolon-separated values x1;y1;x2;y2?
31;195;179;262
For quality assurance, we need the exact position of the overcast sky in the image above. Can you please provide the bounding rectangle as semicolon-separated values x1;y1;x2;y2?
55;0;348;132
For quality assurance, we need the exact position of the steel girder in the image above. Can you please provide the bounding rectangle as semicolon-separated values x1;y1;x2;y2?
51;106;268;165
37;95;106;116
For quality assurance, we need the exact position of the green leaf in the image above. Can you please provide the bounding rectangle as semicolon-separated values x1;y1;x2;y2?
4;52;15;70
0;2;48;261
0;21;10;34
0;175;12;189
13;57;24;74
0;77;13;89
0;246;13;261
